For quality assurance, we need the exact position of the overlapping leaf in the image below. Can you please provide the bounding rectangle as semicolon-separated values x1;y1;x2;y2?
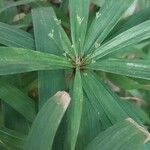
86;118;150;150
0;127;25;150
82;71;128;125
82;71;150;125
69;0;90;56
88;20;150;60
32;7;70;108
84;0;134;54
65;68;83;150
0;47;71;75
0;80;36;122
86;59;150;80
0;22;34;49
25;91;70;150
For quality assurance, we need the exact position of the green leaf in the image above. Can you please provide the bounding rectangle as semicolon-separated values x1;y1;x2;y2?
32;7;69;108
107;74;150;91
25;91;70;150
0;127;25;150
86;59;150;80
88;20;150;60
82;71;150;125
82;71;128;125
118;98;150;125
91;0;105;6
0;80;36;122
84;0;134;54
0;47;71;75
107;7;150;41
0;22;35;49
0;0;39;13
76;93;103;150
86;118;150;150
65;68;83;150
69;0;90;56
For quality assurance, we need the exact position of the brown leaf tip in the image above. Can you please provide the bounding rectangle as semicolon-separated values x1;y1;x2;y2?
126;118;150;143
55;91;71;110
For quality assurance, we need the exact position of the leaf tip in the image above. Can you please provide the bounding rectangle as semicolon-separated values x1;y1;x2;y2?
126;118;150;143
55;91;71;110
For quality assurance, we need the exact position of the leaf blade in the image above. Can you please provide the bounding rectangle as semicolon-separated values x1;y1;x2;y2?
86;59;150;80
0;47;71;75
84;0;134;54
0;80;36;122
25;91;70;150
69;0;90;56
65;68;83;150
89;20;150;60
32;7;68;108
0;22;34;49
86;118;150;150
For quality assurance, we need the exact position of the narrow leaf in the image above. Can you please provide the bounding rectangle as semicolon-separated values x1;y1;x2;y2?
32;7;69;108
0;127;25;150
89;20;150;60
84;0;134;54
82;71;150;125
0;47;71;75
0;80;36;122
65;68;83;150
0;22;34;49
108;7;150;40
0;0;39;13
25;91;70;150
86;118;150;150
82;71;128;125
76;93;103;150
86;59;150;80
69;0;90;56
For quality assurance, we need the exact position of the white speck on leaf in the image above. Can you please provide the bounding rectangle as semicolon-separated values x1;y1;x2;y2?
127;63;147;68
48;29;54;39
94;42;100;48
91;60;96;64
63;53;67;57
77;15;84;24
83;73;87;76
96;12;101;19
53;16;61;25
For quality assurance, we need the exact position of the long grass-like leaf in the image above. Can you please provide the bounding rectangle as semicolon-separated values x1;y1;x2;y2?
86;118;150;150
25;91;70;150
65;68;83;150
69;0;90;56
84;0;134;54
0;80;36;122
86;59;150;80
32;7;69;108
0;22;34;49
0;47;71;75
88;20;150;60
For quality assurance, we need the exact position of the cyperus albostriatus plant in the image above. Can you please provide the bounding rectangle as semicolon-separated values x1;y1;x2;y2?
0;0;150;150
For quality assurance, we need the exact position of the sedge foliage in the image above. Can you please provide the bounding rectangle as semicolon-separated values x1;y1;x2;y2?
0;0;150;150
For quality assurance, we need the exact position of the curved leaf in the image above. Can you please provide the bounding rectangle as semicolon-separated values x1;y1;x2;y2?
0;127;25;150
89;20;150;60
0;47;72;75
32;7;69;108
25;91;70;150
69;0;90;56
0;22;34;49
84;0;134;54
86;118;150;150
0;80;36;122
65;68;83;150
86;59;150;80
